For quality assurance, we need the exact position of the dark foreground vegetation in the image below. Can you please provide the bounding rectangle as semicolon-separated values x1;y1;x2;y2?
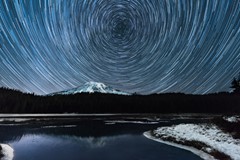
213;116;240;139
0;145;3;159
0;87;239;113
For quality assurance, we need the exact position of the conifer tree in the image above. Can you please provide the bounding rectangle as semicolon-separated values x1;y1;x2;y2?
230;74;240;93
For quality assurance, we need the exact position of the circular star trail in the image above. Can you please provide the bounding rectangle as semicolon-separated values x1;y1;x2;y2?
1;0;240;95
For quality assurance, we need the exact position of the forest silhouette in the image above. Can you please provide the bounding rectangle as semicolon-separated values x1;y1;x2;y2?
0;87;239;113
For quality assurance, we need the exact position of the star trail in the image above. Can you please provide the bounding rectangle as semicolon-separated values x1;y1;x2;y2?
0;0;240;95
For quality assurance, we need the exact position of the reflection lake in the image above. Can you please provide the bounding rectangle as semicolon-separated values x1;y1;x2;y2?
0;114;213;160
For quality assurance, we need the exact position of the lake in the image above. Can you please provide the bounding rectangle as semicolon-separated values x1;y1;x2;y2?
0;114;214;160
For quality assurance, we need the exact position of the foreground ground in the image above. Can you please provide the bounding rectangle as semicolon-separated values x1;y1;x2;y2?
144;115;240;160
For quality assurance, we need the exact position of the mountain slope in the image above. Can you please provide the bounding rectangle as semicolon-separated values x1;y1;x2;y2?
52;82;130;95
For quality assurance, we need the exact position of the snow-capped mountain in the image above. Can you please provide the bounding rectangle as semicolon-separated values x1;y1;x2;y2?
52;82;130;95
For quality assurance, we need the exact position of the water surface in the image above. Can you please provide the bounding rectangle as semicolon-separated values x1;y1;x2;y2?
0;114;212;160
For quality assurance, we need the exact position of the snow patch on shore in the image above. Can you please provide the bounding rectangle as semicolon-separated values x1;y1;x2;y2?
41;125;77;128
0;118;32;123
0;144;14;160
223;116;240;123
145;124;240;160
105;120;160;125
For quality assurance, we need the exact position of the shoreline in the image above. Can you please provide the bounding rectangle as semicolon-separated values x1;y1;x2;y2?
0;113;221;120
143;132;215;160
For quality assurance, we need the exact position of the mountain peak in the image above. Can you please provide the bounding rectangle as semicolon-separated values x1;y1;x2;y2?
83;82;107;93
52;82;130;95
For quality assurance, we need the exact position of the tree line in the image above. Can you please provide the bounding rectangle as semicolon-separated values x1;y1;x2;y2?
0;87;239;113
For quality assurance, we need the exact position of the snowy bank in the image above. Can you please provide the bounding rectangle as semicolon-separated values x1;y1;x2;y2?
223;116;240;123
41;125;77;128
0;118;32;123
144;124;240;160
0;144;14;160
105;120;160;125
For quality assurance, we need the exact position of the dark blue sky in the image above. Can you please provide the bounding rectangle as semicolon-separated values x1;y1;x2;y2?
0;0;240;95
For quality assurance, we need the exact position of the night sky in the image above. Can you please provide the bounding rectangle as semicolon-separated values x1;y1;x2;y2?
0;0;240;95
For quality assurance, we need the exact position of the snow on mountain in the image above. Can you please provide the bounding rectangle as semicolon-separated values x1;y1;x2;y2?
52;82;130;95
